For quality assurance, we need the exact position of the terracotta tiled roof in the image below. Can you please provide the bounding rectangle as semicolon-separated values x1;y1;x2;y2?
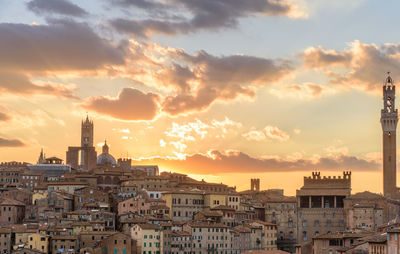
0;228;12;233
80;231;117;235
0;198;26;206
47;182;88;186
186;222;228;228
349;191;384;200
233;225;251;233
251;220;277;226
51;235;78;240
242;251;290;254
172;231;191;237
211;205;235;211
135;223;160;230
313;231;372;240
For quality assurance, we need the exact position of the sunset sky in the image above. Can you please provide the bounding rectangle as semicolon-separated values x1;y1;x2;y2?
2;0;400;195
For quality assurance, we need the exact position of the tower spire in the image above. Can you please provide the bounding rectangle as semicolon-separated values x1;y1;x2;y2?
85;112;90;124
386;71;393;86
37;148;46;164
102;140;109;154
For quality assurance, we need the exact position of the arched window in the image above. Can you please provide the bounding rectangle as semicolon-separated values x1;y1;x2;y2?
302;231;307;242
105;176;112;184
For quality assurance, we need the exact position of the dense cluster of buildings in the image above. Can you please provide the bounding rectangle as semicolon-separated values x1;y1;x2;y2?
0;117;280;254
2;74;400;254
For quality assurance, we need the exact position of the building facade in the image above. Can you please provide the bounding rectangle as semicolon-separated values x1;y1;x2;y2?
296;171;351;244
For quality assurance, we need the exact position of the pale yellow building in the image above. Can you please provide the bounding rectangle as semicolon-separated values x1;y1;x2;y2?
162;190;205;221
204;193;227;209
32;192;48;205
227;193;241;210
131;223;162;254
28;233;49;253
14;228;36;248
250;221;278;250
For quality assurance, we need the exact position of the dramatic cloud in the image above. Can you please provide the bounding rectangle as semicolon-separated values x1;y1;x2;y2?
243;126;289;142
160;50;293;115
264;126;290;141
0;137;26;147
79;40;293;116
135;150;380;174
0;112;11;122
111;0;304;38
301;41;400;91
162;118;242;153
0;72;77;99
0;19;126;73
81;88;160;121
27;0;88;17
302;46;352;69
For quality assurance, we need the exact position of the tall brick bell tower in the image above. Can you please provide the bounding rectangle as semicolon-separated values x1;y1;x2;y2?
381;73;398;196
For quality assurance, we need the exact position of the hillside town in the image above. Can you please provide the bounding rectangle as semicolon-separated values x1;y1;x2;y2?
0;76;400;254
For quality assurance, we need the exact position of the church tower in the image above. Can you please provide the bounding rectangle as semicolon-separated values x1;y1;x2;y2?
81;115;94;167
81;115;94;147
381;73;398;196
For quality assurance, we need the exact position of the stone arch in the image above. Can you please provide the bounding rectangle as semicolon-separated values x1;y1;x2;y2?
105;176;112;184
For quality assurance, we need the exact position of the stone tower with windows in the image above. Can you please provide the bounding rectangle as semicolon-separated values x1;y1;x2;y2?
81;115;94;166
381;73;398;196
66;115;97;171
81;115;94;147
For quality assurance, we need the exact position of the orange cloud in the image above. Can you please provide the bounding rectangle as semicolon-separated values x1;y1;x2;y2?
0;137;26;147
243;126;289;142
161;118;242;154
161;50;293;115
134;149;380;174
0;72;77;99
0;112;11;122
301;41;400;91
85;45;293;118
302;46;352;69
81;88;160;121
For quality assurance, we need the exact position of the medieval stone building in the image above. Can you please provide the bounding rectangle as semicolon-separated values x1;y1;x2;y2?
296;171;351;244
66;116;97;170
381;74;399;196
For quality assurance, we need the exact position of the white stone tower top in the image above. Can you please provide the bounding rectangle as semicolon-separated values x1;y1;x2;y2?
381;73;398;132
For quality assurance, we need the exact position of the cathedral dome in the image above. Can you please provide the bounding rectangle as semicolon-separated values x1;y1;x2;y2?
97;141;117;166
